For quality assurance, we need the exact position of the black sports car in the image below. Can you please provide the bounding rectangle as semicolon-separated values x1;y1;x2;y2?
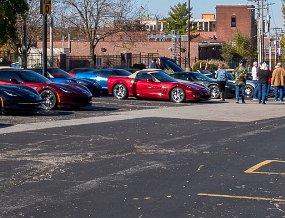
171;72;235;99
0;84;42;113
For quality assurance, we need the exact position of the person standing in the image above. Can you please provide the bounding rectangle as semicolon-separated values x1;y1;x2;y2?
251;61;258;100
233;60;247;103
215;63;227;101
257;62;270;104
271;63;285;102
149;58;160;69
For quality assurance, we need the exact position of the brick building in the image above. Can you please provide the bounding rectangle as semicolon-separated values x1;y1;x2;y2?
35;4;257;69
216;5;256;43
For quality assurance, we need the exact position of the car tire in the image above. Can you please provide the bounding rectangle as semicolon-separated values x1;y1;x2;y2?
245;85;254;98
209;85;220;99
113;84;128;99
170;87;185;103
40;89;57;110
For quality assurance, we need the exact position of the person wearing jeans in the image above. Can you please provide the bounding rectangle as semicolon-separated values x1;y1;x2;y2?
235;85;245;103
274;86;284;101
251;61;259;100
271;63;285;102
233;60;247;103
257;63;269;104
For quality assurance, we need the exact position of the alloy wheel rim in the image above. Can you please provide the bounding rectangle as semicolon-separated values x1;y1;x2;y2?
211;87;219;98
114;85;126;98
172;88;184;102
41;90;56;109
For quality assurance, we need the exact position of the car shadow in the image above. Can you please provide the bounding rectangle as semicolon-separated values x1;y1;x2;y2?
61;105;119;112
0;123;13;128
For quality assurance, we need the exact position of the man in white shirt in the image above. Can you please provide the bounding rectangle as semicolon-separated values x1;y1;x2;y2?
251;61;258;100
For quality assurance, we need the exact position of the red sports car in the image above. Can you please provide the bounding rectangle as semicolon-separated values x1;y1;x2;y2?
0;69;92;110
107;69;210;103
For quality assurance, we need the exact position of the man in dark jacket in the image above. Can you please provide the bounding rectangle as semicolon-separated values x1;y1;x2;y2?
257;62;270;104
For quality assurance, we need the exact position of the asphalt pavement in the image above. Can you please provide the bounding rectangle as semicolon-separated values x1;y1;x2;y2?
1;97;285;217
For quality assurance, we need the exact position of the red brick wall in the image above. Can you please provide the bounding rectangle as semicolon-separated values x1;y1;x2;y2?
216;5;256;43
41;40;199;64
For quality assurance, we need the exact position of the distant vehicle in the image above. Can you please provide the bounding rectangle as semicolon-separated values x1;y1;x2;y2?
0;83;42;113
107;69;210;103
0;69;92;110
171;72;235;99
69;68;132;92
32;68;102;97
198;69;256;98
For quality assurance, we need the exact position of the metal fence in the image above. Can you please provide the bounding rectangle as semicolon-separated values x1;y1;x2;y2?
65;53;159;71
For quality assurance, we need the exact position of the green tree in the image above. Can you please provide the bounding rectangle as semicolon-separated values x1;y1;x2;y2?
221;32;256;62
0;0;28;45
164;2;191;34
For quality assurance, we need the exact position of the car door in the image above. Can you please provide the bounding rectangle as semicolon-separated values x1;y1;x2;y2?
135;72;163;99
135;72;156;98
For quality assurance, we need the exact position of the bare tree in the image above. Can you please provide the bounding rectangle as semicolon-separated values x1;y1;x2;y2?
61;0;135;66
7;0;42;67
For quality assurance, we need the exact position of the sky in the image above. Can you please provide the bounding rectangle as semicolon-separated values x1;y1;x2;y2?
137;0;283;29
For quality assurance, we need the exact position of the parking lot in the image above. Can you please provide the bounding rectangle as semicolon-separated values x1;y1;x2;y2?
1;96;285;217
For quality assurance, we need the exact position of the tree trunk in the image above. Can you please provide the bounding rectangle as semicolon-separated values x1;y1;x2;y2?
90;42;95;68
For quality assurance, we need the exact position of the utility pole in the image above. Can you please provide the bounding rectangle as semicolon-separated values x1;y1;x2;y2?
41;0;52;77
187;0;191;70
22;0;28;69
50;16;54;67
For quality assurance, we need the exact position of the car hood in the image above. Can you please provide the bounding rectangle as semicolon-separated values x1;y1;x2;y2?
0;84;42;99
50;82;92;96
175;79;208;90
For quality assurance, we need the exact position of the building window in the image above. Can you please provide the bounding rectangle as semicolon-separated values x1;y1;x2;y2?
231;15;236;27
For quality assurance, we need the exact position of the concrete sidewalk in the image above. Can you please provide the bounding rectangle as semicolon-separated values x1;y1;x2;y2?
1;99;284;134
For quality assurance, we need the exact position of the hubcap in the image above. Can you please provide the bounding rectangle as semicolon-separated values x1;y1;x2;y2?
211;87;220;98
41;90;56;109
245;87;253;97
172;88;184;102
114;85;126;98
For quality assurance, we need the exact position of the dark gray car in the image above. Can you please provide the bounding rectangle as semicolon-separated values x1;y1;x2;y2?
171;72;235;99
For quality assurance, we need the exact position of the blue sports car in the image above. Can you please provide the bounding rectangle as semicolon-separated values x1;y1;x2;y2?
32;68;102;97
69;68;132;92
0;83;42;113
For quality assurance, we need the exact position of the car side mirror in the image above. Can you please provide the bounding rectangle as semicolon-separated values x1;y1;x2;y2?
146;78;153;82
10;78;19;84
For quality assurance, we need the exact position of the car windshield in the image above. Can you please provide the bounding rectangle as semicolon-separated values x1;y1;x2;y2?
19;70;51;83
151;72;177;82
48;68;72;79
191;72;209;81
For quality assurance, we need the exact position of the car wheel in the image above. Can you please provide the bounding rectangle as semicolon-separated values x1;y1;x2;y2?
113;84;128;99
170;87;185;103
245;85;254;98
40;89;57;110
209;85;220;99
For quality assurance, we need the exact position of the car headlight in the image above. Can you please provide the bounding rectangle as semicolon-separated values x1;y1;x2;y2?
4;90;18;97
59;87;73;93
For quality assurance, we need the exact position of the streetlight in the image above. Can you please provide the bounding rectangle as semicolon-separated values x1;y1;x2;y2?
187;0;191;70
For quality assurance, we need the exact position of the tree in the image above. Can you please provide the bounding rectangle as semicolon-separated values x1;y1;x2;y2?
61;0;136;67
0;0;28;45
164;2;197;36
221;32;256;62
7;0;42;60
